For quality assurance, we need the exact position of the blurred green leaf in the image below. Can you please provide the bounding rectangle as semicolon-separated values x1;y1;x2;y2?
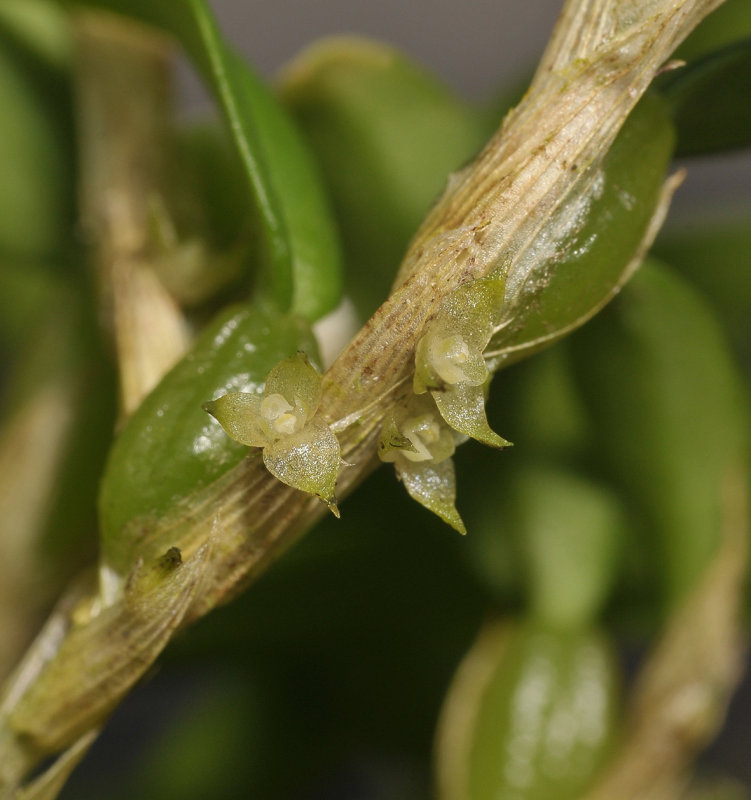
280;36;489;317
0;0;71;70
570;260;749;606
673;0;751;62
654;217;751;365
1;279;116;572
67;0;342;320
0;7;74;260
661;38;751;156
511;466;625;629
436;621;619;800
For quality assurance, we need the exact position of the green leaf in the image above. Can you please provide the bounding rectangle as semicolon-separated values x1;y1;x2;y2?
279;36;489;317
436;621;619;800
68;0;342;320
661;38;751;156
653;217;751;362
512;466;625;629
0;9;74;259
570;260;749;606
487;92;675;366
99;303;318;573
673;0;751;62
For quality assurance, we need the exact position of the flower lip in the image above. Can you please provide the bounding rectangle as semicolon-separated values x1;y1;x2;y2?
401;413;444;462
428;332;473;385
261;392;304;436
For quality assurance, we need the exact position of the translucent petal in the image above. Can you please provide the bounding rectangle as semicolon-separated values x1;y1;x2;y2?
378;408;419;463
432;383;512;449
441;275;505;350
202;392;267;447
263;418;340;506
397;457;466;534
264;352;323;422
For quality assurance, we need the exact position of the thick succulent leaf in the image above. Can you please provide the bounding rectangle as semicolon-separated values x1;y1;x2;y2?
661;38;751;156
202;392;266;447
263;352;323;422
486;93;675;366
262;418;340;509
432;383;511;449
397;457;466;534
67;0;342;320
436;621;618;800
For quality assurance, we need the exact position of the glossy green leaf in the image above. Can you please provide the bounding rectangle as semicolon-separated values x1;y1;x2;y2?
487;92;675;367
99;303;318;572
279;36;489;316
570;260;749;606
68;0;342;320
436;621;619;800
661;38;751;156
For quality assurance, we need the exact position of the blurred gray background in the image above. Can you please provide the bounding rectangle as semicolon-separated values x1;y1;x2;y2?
196;0;750;221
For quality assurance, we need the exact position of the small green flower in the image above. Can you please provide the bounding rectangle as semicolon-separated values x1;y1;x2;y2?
379;394;465;533
414;274;511;449
203;352;341;512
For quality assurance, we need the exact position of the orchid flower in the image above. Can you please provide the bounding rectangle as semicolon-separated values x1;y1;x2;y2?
203;352;341;513
379;394;465;533
414;274;511;449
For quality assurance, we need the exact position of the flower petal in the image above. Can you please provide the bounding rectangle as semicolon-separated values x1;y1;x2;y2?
432;383;511;449
397;457;466;534
264;352;323;422
441;274;505;350
262;418;340;507
378;407;419;463
202;392;267;447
